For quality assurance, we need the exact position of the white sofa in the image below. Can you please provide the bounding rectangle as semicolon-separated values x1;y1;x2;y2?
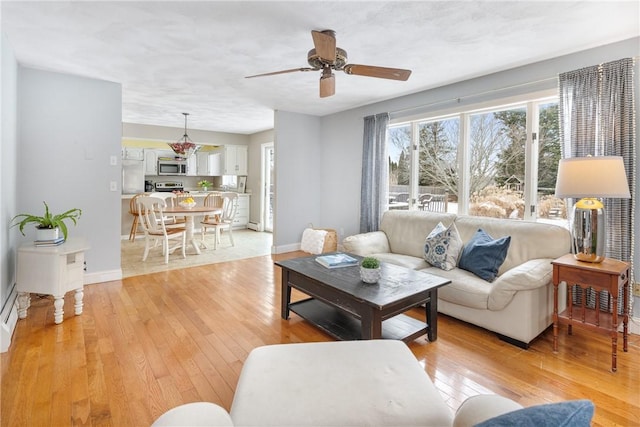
151;340;529;427
342;210;571;347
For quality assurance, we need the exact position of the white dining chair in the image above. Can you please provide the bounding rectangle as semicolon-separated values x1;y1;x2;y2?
149;192;186;227
137;196;186;264
200;192;238;249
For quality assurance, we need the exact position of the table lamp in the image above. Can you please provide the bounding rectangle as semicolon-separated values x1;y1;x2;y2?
555;156;631;263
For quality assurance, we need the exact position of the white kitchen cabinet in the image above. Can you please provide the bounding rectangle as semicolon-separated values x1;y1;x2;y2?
123;147;144;161
215;145;248;176
232;194;250;228
144;149;158;175
197;151;220;176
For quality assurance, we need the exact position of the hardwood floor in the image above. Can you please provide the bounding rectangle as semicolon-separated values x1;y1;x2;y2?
2;251;639;426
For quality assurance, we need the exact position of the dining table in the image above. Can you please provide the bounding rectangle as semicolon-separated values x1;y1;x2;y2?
162;205;222;255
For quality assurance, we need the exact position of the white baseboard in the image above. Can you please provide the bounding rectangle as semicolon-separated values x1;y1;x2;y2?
273;243;301;254
1;285;18;353
84;269;122;284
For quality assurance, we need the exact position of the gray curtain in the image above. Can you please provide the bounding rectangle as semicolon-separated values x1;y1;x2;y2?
360;113;389;232
559;58;636;309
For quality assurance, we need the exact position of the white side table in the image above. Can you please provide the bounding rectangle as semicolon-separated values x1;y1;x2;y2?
17;237;90;324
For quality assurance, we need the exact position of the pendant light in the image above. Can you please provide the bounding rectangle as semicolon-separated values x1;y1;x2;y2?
168;112;200;157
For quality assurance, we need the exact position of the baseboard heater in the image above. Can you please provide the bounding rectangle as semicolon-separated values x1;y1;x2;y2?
1;284;18;353
247;222;260;231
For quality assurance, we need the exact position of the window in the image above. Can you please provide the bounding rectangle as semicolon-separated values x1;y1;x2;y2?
387;95;565;224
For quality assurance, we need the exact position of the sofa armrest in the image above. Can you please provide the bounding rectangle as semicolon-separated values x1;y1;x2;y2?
151;402;234;426
488;258;553;311
342;231;390;256
453;394;523;427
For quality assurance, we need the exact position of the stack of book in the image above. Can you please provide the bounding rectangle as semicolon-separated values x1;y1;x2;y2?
315;253;358;269
34;237;65;247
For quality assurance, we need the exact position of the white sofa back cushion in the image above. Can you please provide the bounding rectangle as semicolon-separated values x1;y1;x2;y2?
380;211;457;259
453;216;571;276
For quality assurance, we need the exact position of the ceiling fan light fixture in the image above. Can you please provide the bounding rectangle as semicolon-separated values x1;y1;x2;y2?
168;112;200;157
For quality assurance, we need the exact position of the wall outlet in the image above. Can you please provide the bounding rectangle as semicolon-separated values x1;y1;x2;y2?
633;282;640;297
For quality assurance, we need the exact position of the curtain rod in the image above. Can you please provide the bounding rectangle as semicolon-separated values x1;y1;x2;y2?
389;76;557;117
390;56;639;118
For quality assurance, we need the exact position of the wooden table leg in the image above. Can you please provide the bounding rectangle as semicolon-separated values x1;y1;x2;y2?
360;310;382;340
281;269;291;320
552;281;559;352
426;289;438;342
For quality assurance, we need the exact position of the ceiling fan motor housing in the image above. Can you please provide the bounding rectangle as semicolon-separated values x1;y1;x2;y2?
308;47;347;69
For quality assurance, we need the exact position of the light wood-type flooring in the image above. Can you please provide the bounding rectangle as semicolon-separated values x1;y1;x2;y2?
2;251;639;426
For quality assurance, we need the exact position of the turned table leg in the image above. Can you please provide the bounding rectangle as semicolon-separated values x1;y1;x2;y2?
53;295;65;324
74;287;84;315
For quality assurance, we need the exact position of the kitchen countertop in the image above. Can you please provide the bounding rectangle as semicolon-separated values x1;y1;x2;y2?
121;190;250;199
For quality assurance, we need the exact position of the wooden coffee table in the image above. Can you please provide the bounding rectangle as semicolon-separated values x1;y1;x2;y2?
276;254;451;342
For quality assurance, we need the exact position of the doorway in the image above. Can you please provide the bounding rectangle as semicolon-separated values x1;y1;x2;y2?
261;142;274;232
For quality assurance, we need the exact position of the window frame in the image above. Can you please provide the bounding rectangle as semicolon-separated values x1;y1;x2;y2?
388;89;558;219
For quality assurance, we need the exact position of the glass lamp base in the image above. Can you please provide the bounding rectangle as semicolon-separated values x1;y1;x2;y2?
571;198;605;263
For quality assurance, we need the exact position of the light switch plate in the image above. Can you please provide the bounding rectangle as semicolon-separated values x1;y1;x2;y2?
110;181;117;191
110;155;118;166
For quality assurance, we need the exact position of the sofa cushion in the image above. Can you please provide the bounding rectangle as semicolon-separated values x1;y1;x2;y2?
459;229;511;282
424;222;463;270
380;210;457;259
474;399;594;427
423;266;492;309
372;252;430;270
453;216;571;275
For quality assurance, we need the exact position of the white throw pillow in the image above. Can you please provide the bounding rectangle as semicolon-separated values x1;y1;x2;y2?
423;222;463;270
300;228;328;254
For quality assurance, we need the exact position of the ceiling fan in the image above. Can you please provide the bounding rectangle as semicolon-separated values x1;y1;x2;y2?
245;30;412;98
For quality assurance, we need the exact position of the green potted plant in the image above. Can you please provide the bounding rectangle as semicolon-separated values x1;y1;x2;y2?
11;201;82;242
198;180;212;192
360;256;381;283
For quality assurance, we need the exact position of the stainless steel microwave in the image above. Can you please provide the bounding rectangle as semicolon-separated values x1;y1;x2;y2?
158;159;187;175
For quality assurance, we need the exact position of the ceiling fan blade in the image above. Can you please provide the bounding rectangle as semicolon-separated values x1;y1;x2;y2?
245;67;315;78
311;30;336;64
343;64;411;81
319;74;335;98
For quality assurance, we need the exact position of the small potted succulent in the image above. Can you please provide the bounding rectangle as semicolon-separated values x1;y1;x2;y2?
11;201;82;242
198;180;212;192
360;256;381;283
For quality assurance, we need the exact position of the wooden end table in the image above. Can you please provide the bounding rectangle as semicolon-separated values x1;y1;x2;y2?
551;254;630;372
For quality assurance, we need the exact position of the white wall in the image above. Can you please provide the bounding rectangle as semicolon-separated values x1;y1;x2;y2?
1;32;18;316
249;129;274;226
18;68;122;282
273;111;322;251
312;37;640;315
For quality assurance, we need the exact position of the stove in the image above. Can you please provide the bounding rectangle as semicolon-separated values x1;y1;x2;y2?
154;181;184;192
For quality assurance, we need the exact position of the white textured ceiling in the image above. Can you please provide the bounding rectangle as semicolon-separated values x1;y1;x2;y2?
1;1;638;134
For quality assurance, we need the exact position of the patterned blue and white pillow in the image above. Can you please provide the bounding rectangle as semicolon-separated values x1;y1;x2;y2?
423;222;463;270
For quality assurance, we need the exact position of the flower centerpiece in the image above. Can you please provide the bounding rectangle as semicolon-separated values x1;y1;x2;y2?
198;180;212;191
11;201;82;242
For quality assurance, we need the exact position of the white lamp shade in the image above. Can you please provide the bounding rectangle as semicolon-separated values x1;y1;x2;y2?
555;156;631;199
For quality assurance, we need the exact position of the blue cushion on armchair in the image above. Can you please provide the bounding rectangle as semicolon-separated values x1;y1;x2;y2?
474;399;594;427
458;228;511;282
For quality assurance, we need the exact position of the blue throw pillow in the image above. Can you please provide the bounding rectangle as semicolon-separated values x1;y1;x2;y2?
474;399;594;427
458;229;511;282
